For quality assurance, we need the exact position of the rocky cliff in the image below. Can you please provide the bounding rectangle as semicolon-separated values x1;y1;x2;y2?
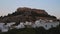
0;7;57;23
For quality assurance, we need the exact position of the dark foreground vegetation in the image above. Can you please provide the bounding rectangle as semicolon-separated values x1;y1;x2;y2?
0;24;60;34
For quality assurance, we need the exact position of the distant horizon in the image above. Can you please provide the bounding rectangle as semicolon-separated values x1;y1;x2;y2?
0;0;60;18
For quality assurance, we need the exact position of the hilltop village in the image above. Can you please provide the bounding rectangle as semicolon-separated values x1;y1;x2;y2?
0;7;60;33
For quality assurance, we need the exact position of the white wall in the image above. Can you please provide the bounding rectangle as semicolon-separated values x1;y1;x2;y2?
0;19;59;32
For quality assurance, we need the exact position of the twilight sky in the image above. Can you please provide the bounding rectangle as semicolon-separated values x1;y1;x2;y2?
0;0;60;18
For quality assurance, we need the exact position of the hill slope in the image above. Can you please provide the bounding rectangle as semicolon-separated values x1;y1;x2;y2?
0;7;57;23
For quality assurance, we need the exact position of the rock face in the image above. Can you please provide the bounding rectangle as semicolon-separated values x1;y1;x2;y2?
0;7;57;23
17;7;48;15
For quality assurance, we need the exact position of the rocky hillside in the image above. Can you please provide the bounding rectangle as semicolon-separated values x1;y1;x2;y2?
0;7;57;23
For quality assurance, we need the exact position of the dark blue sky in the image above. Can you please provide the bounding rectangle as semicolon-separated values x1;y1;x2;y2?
0;0;60;18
